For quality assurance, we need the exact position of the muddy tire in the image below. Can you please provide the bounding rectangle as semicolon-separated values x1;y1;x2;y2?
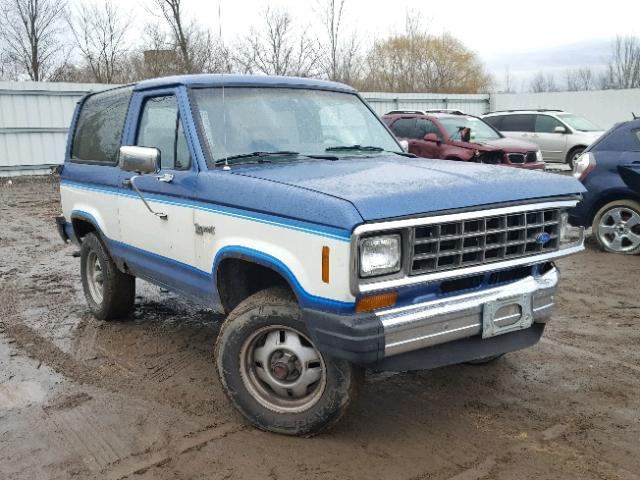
466;354;504;365
80;232;135;320
592;199;640;255
215;287;362;436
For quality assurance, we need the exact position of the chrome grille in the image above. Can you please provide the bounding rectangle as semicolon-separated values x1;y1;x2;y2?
410;208;561;275
507;153;525;164
525;151;538;163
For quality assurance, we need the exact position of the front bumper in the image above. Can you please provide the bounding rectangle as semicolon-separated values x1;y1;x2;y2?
304;267;558;370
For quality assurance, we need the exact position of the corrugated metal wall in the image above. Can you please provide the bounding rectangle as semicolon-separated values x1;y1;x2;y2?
0;81;111;176
490;89;640;130
364;92;491;116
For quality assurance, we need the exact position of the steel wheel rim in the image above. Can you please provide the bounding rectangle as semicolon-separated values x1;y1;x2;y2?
240;325;327;413
86;251;104;304
598;206;640;252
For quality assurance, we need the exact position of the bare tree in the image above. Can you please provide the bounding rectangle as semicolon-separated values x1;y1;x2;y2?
565;67;595;91
501;66;515;93
68;0;130;83
529;71;557;93
148;0;229;74
0;0;66;80
235;8;319;77
602;35;640;89
315;0;360;83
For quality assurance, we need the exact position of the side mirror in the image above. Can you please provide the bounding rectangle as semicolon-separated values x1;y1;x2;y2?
423;133;440;143
119;146;160;174
554;125;567;134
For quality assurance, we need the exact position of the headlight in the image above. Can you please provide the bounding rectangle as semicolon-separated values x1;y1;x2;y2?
360;234;401;277
573;151;595;181
536;150;543;163
559;211;584;248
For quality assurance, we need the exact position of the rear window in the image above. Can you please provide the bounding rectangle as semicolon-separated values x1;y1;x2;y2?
499;114;535;132
389;118;416;138
71;87;133;164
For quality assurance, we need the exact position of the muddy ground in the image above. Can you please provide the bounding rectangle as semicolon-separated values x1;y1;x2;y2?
0;176;638;480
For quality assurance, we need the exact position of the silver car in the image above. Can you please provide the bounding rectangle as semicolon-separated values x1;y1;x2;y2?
482;110;604;167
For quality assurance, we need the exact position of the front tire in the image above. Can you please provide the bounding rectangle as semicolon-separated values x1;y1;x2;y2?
215;287;362;436
592;200;640;254
80;232;135;320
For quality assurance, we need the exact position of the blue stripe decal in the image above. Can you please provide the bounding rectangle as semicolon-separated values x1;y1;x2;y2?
62;179;351;242
70;209;355;313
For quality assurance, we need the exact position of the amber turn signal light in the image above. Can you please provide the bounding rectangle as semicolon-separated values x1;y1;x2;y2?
322;246;330;283
356;291;398;313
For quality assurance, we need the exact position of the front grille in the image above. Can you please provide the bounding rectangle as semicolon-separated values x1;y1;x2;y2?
410;208;561;275
525;151;538;163
477;151;502;164
507;153;525;164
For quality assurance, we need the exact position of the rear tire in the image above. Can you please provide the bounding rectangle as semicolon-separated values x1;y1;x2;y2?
567;147;585;168
592;199;640;254
80;232;135;320
215;287;362;436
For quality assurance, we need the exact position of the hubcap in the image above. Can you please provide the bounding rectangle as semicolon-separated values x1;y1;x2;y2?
86;251;104;304
240;325;326;413
598;207;640;252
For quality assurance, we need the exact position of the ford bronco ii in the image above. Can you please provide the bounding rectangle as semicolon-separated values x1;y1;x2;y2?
56;75;585;436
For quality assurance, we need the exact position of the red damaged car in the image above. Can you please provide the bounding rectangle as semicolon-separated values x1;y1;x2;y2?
382;110;545;170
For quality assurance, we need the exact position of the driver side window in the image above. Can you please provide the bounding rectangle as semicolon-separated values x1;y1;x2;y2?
137;95;191;170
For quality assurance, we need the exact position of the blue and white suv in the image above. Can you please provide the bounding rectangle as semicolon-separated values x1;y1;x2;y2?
56;74;585;435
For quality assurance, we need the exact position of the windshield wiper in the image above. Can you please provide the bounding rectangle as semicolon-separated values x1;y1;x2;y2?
325;145;384;152
325;144;414;158
214;151;300;165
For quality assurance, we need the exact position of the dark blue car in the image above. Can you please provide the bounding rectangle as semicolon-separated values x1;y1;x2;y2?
570;118;640;254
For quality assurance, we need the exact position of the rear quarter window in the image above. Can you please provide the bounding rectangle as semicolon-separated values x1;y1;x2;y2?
71;87;133;165
499;114;535;132
484;116;502;130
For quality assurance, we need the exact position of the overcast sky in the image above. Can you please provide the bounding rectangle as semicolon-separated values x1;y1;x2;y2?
121;0;640;89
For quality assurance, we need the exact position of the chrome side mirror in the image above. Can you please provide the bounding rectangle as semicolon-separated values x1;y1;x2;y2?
119;146;160;174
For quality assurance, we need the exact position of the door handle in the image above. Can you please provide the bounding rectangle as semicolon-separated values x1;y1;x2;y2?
127;175;168;220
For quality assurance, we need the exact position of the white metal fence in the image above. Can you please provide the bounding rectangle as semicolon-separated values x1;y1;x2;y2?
1;80;639;176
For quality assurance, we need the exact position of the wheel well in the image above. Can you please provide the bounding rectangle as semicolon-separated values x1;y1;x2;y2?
445;156;464;161
216;258;291;314
71;217;97;241
587;191;640;226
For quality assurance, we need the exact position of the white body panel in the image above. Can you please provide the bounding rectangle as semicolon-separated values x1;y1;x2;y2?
61;182;355;304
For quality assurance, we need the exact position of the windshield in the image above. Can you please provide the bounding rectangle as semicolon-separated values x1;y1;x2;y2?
438;116;502;141
556;113;601;132
191;87;401;166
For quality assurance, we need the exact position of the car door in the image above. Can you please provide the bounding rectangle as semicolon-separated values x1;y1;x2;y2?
414;118;444;158
117;88;200;291
497;114;535;144
389;118;422;155
533;114;568;162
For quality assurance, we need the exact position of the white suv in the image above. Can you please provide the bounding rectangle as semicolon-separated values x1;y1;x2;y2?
482;110;604;167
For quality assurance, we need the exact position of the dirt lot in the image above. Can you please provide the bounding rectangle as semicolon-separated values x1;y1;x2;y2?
1;176;639;480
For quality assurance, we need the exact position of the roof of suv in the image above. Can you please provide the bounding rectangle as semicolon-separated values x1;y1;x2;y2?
133;74;355;93
483;109;566;116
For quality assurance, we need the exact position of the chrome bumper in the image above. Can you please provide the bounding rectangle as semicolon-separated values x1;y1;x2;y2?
378;268;558;357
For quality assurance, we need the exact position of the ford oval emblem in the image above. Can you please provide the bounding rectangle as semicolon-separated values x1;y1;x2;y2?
535;232;551;245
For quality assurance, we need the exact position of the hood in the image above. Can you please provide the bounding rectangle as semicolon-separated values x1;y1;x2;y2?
471;137;540;152
577;130;605;143
231;156;585;221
